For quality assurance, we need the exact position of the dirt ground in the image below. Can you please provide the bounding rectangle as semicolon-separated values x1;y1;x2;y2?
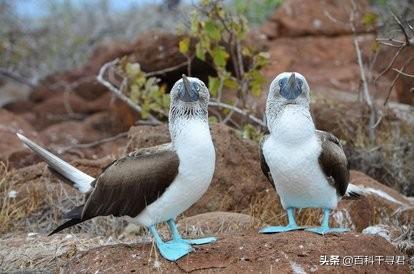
63;231;409;273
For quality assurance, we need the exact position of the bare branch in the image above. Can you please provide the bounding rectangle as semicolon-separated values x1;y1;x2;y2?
350;1;372;108
374;45;404;83
384;71;402;106
208;100;266;128
375;7;413;94
350;0;378;142
323;9;348;25
377;41;404;48
48;75;96;91
392;68;414;78
384;56;414;105
58;132;128;154
96;59;162;124
145;61;189;77
391;11;410;45
376;38;405;44
0;67;37;88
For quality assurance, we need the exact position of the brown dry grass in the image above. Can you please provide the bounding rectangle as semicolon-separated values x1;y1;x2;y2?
245;189;324;228
0;162;44;234
0;162;128;237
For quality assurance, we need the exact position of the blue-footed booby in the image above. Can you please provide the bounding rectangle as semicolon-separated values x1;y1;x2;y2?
259;72;360;235
17;75;216;261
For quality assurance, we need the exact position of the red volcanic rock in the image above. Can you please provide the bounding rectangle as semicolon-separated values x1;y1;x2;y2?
0;109;45;167
335;171;414;231
261;0;373;39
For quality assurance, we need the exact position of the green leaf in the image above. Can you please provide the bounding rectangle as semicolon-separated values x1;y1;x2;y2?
130;84;140;102
208;76;221;97
126;63;141;78
249;70;266;97
224;78;239;90
190;11;200;34
204;20;221;41
195;43;206;61
179;37;190;55
208;116;218;124
212;46;229;68
256;52;270;68
362;12;377;28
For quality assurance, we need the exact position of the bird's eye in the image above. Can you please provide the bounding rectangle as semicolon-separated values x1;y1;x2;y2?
196;85;200;91
178;84;182;89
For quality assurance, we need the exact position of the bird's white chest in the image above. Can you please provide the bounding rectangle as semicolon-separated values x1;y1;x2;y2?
264;106;337;209
175;123;216;194
135;120;215;226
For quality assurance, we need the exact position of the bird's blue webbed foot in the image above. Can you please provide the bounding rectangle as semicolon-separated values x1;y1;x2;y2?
260;208;306;234
156;241;192;261
166;219;217;245
148;225;192;261
305;208;349;235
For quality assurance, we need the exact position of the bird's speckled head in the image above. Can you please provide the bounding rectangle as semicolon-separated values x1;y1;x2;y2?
266;72;311;123
169;75;210;122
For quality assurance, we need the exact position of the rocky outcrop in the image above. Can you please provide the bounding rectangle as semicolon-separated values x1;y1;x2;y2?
259;0;379;96
258;34;377;105
259;0;413;106
261;0;372;38
336;171;414;231
0;109;45;167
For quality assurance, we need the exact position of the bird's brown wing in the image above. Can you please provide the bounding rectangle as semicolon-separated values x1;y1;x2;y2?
316;130;350;197
81;143;179;220
259;134;275;189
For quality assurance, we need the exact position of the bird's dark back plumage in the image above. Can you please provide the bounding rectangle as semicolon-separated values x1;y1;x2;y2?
50;144;180;234
316;130;350;197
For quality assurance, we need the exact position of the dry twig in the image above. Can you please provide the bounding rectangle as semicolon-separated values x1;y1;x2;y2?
57;132;129;154
350;0;378;142
375;10;414;104
96;59;162;124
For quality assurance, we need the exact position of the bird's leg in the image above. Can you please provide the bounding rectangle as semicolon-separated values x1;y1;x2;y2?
166;219;216;245
305;208;349;235
260;208;306;234
148;225;192;261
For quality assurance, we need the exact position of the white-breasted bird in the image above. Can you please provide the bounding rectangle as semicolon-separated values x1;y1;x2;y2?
17;75;216;261
259;72;360;235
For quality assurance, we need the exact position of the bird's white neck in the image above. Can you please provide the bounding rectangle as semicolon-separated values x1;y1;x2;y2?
268;104;316;145
169;117;212;148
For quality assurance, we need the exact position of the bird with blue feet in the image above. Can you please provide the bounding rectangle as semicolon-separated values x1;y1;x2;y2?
259;72;362;235
16;75;217;261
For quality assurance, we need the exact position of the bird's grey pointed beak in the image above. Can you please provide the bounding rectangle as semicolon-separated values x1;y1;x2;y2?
280;73;302;100
287;73;296;89
179;74;199;102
